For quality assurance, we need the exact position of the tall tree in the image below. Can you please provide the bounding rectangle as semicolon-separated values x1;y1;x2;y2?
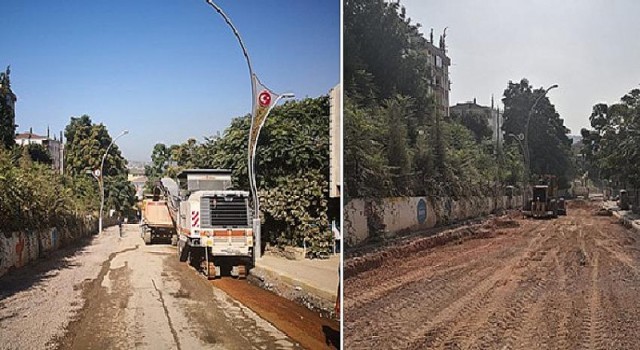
582;88;640;188
144;143;170;191
384;95;413;195
64;115;127;177
158;97;332;250
0;66;17;149
64;115;135;217
501;79;573;188
450;109;493;142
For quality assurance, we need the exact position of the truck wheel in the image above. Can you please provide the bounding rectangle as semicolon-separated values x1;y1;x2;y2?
188;248;203;269
143;231;152;245
207;262;218;280
178;241;189;262
236;265;247;279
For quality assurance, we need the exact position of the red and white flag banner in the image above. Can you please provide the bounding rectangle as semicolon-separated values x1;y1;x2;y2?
248;74;280;160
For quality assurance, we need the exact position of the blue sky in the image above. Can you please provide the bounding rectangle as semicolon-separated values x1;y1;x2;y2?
2;0;340;162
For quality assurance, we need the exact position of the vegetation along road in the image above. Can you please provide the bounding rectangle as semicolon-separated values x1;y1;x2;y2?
345;200;640;349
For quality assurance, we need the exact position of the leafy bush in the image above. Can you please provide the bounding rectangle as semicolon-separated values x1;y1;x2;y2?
150;96;333;252
0;147;80;234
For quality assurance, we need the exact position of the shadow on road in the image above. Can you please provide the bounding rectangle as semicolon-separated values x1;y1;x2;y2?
0;235;95;301
323;325;340;349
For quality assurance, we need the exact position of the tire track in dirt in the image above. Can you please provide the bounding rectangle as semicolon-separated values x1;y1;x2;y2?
346;201;640;350
585;251;609;350
345;262;486;349
404;221;556;349
470;247;554;350
344;240;499;311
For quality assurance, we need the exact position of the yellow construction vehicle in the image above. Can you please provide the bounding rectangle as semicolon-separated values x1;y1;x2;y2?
529;175;566;218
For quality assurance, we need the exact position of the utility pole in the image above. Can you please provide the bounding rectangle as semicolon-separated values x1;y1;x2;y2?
496;105;502;212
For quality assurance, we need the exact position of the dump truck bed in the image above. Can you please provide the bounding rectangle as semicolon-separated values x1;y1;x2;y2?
143;200;174;228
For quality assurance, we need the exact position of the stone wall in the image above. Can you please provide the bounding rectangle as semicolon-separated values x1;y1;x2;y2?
0;217;97;278
345;195;523;247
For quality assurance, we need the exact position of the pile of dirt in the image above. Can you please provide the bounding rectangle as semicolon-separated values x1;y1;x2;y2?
345;224;497;279
568;199;591;209
594;208;613;216
484;217;520;229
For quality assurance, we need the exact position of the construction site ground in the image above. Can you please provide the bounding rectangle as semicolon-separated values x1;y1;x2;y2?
0;225;339;350
345;199;640;349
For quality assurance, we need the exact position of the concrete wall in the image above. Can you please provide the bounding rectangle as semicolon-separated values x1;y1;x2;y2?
0;217;97;278
344;200;368;245
345;195;523;247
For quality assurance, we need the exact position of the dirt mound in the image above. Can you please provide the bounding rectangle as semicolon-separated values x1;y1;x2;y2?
568;199;591;209
345;224;498;279
594;208;613;216
485;217;520;229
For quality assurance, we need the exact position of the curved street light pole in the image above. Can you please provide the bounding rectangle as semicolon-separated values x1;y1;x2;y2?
523;84;558;209
99;130;129;234
205;1;293;262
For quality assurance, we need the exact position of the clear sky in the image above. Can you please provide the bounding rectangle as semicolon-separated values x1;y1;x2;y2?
2;0;339;162
402;0;640;136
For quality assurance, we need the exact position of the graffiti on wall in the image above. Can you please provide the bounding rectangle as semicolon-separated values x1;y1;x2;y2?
346;195;525;247
0;222;95;278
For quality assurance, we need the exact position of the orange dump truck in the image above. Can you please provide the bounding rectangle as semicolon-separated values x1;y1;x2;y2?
141;199;176;245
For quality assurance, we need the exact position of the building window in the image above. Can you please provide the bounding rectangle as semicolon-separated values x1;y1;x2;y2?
436;56;442;68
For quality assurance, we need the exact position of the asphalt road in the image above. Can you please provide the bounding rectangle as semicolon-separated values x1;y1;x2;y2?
345;200;640;349
0;225;305;350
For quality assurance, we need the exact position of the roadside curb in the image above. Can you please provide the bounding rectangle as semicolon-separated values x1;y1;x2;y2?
250;264;337;303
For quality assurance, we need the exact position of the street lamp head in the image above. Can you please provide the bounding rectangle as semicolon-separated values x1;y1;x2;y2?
281;93;295;99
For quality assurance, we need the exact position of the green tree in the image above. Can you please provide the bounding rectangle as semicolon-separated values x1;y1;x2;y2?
167;97;332;250
23;143;52;165
451;109;493;142
501;79;573;188
0;66;16;149
104;173;137;217
384;95;413;195
63;115;134;219
0;147;79;233
144;143;170;192
582;88;640;189
344;0;515;201
64;115;128;177
170;138;200;169
343;96;391;198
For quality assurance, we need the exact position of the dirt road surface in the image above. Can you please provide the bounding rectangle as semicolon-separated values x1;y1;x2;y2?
0;224;337;350
345;200;640;349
